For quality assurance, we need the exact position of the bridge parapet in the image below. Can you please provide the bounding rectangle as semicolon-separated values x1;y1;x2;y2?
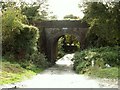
34;20;89;28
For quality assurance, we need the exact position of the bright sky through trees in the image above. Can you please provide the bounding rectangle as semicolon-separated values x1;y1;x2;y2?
24;0;84;19
48;0;84;20
1;0;84;20
20;0;84;20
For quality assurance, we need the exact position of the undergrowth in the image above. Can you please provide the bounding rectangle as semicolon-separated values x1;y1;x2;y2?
72;46;120;79
0;59;43;85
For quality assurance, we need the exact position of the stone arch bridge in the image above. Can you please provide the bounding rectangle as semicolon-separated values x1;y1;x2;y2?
34;20;89;64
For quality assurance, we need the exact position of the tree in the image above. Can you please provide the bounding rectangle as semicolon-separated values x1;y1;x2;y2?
21;1;49;24
49;15;57;20
2;2;39;60
2;2;27;57
2;1;50;68
64;14;80;20
80;2;120;47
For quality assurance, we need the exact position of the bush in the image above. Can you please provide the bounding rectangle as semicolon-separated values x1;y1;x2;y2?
3;24;39;61
13;24;39;60
57;50;65;59
30;51;50;69
72;46;120;74
2;3;50;70
2;6;27;58
2;6;39;61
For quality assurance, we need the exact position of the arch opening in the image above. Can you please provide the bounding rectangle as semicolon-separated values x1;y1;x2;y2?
58;34;80;53
53;33;81;61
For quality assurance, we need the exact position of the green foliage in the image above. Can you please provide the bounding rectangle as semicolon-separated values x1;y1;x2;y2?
81;2;120;47
30;51;50;69
76;61;90;74
58;35;80;53
0;60;38;85
57;34;80;58
2;2;50;69
2;21;50;69
72;51;91;74
88;67;119;79
21;3;40;23
21;1;49;23
2;5;28;59
64;14;80;20
14;24;39;60
57;50;65;59
57;37;65;59
49;15;58;20
2;60;24;74
72;46;120;74
64;34;80;47
2;23;39;60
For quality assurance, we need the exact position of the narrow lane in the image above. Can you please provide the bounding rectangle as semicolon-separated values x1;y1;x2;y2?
0;54;118;88
18;54;100;88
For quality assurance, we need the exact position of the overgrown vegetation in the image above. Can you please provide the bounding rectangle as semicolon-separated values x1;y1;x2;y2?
1;1;120;84
1;2;51;84
0;59;44;85
72;46;119;78
57;37;65;59
88;67;119;79
80;2;120;47
71;2;120;79
57;35;80;59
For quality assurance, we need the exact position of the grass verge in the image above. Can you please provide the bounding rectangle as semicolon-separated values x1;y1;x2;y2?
0;60;43;85
87;67;119;79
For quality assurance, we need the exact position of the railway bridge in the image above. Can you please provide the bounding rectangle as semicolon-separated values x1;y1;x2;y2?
34;20;89;64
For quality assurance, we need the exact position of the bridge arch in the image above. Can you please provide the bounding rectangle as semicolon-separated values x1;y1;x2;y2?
51;29;82;63
34;20;89;64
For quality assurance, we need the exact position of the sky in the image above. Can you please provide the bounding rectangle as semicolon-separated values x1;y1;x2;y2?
20;0;84;20
47;0;84;20
1;0;84;20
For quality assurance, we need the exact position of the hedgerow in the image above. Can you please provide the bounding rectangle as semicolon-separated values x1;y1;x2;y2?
72;46;120;74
